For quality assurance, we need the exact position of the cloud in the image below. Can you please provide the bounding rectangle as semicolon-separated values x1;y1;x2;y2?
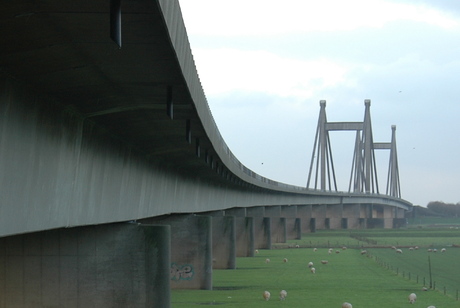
194;48;351;99
180;0;459;37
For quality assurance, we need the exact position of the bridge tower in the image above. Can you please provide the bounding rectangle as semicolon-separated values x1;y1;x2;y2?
306;100;401;197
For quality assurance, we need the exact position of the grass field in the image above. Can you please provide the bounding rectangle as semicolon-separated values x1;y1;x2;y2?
171;227;460;307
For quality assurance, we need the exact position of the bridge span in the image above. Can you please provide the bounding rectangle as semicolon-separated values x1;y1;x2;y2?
0;0;412;306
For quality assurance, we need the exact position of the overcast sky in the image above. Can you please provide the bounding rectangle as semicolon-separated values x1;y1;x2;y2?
177;0;460;207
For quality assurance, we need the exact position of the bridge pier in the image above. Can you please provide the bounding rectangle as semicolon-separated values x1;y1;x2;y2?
281;206;301;240
326;204;343;229
246;207;271;249
298;205;314;232
142;214;212;290
312;204;327;229
0;223;171;308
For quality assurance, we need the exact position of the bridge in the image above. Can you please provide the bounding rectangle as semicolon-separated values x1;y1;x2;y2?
0;0;412;307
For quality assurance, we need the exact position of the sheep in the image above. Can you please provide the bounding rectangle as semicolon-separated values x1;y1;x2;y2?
310;267;316;274
308;261;314;268
263;291;270;301
328;248;333;254
342;302;352;308
321;260;328;264
255;249;259;254
342;246;347;250
409;293;417;303
279;290;287;300
295;244;300;248
427;306;436;308
422;287;428;291
283;258;288;263
265;258;270;264
396;249;403;254
360;250;367;255
313;248;318;252
441;248;446;253
335;250;341;254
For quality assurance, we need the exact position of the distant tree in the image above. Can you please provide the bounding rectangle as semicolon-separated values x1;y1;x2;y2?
427;201;460;217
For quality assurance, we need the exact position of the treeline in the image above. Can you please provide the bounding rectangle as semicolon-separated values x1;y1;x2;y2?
426;201;460;217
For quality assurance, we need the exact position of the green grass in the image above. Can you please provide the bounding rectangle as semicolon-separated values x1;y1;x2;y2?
171;241;459;307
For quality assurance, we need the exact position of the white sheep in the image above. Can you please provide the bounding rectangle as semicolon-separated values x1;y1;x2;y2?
313;248;318;252
427;306;436;308
279;290;287;300
283;258;288;263
308;261;314;268
321;260;328;264
255;249;259;254
441;248;446;253
265;258;270;264
409;293;417;303
263;291;270;301
342;302;352;308
310;267;316;274
396;249;403;254
360;250;367;255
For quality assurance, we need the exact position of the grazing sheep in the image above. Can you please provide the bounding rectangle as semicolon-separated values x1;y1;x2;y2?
279;290;287;300
342;246;347;250
360;250;367;255
310;267;316;274
313;248;318;252
295;244;300;248
308;261;314;268
321;260;328;264
255;249;259;254
433;249;437;253
342;302;352;308
396;249;403;254
427;306;436;308
441;248;446;253
409;247;414;251
415;246;419;250
427;248;433;252
409;293;417;303
265;258;270;264
391;246;396;250
335;250;341;254
283;258;288;263
263;291;270;301
328;248;333;254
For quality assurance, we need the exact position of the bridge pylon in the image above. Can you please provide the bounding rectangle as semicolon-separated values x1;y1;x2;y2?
306;100;401;197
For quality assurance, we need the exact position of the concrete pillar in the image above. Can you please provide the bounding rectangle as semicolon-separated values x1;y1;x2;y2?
211;216;236;269
264;205;281;217
312;204;327;229
286;218;301;240
281;205;297;218
326;204;343;229
247;206;265;217
298;205;313;233
234;217;254;257
253;217;271;249
0;223;171;308
383;205;393;229
144;214;212;290
271;218;287;243
343;204;360;229
225;207;246;217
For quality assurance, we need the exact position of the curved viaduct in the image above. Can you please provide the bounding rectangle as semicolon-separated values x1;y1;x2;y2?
0;0;412;306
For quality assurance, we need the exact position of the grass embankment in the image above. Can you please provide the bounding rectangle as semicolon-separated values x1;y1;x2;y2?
171;229;460;307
